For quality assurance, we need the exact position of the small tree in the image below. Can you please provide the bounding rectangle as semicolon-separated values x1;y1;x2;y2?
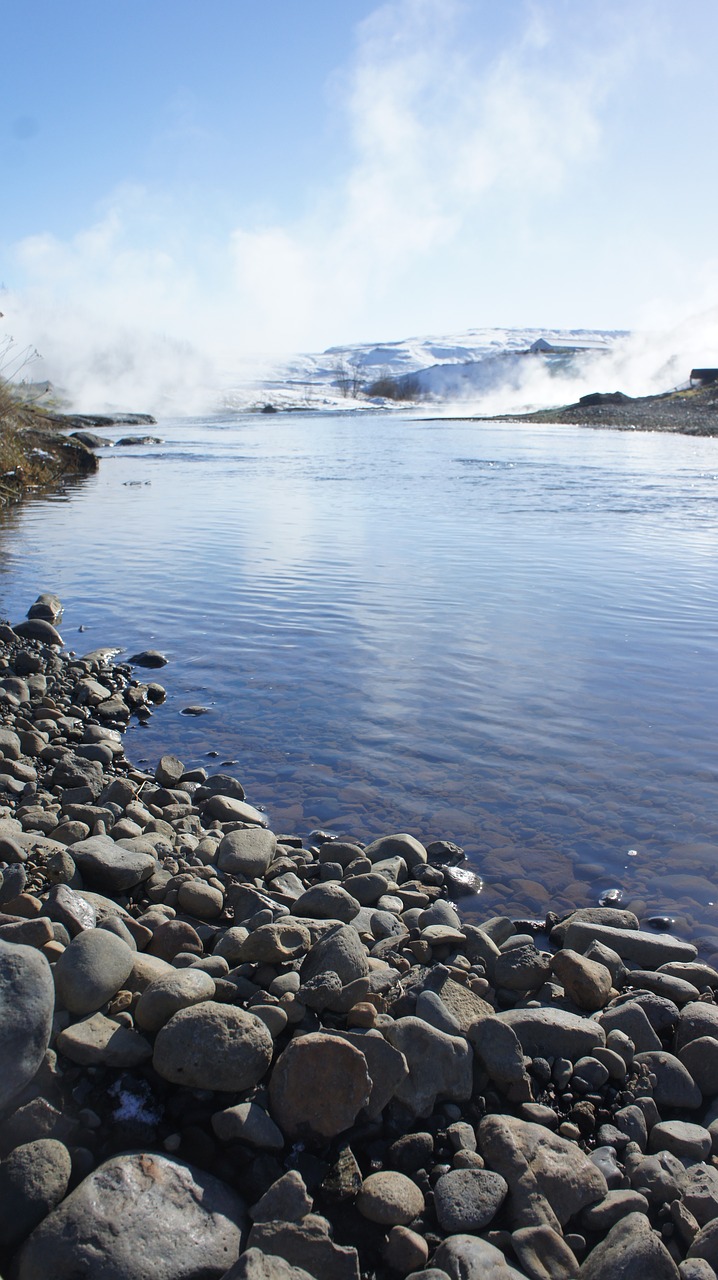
333;355;364;398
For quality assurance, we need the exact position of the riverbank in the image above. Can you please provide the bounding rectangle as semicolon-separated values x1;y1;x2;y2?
486;382;718;435
0;381;159;504
2;599;718;1279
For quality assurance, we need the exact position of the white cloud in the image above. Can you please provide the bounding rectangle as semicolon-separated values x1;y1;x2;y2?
4;0;703;408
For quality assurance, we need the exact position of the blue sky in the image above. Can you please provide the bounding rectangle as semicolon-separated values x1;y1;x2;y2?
3;0;718;384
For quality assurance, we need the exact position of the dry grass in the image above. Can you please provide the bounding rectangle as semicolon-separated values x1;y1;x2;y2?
0;379;93;500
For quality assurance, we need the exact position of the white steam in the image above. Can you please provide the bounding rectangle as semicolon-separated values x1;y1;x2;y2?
3;0;714;412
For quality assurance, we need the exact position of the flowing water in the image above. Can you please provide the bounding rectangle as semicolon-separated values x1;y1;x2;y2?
2;411;718;947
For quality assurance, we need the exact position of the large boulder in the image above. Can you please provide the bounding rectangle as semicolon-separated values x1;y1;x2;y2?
13;1153;247;1280
269;1032;371;1141
153;1003;273;1090
479;1114;608;1230
383;1017;473;1117
0;939;54;1114
68;835;156;892
578;1211;679;1278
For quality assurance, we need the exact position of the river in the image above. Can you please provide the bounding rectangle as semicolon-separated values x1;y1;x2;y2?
2;411;718;947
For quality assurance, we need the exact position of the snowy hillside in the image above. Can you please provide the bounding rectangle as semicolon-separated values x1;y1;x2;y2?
220;326;629;414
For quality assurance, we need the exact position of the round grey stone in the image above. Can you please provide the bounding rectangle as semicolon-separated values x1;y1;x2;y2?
153;1001;273;1090
357;1171;425;1225
0;939;55;1113
134;968;216;1033
433;1168;508;1233
0;1138;72;1252
216;828;277;878
53;929;135;1015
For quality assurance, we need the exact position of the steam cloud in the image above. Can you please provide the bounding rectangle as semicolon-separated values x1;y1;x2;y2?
2;0;715;412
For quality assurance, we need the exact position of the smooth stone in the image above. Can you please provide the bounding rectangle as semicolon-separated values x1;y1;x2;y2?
582;1189;650;1232
551;949;613;1010
154;754;185;787
13;618;63;645
251;1004;289;1038
683;1165;718;1226
550;908;640;945
660;962;718;989
511;1224;580;1280
599;1001;662;1052
689;1221;718;1270
469;1016;533;1101
635;1050;702;1109
212;1102;285;1151
221;1248;315;1280
176;880;224;919
247;1216;360;1280
563;920;696;965
56;1012;152;1067
577;1211;680;1278
134;968;216;1033
384;1226;429;1275
384;1017;473;1118
202;795;267;826
53;928;135;1014
153;1002;273;1090
357;1171;424;1225
238;921;312;964
0;939;55;1113
300;923;370;985
344;873;390;905
679;1260;718;1280
494;944;552;991
415;989;462;1035
676;1002;718;1051
573;1055;610;1091
433;1234;528;1280
127;649;168;667
0;1138;72;1252
269;1032;371;1140
13;1153;247;1280
497;1007;605;1060
627;970;701;1004
292;884;361;921
69;834;156;891
44;883;96;935
614;1105;649;1149
250;1171;313;1223
325;1027;409;1120
433;1168;508;1233
478;1114;608;1230
648;1121;713;1162
364;833;428;868
217;827;277;878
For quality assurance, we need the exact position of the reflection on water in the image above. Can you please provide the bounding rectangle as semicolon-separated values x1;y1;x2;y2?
1;413;718;948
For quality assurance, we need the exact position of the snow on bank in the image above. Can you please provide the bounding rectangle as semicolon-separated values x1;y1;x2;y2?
219;326;627;415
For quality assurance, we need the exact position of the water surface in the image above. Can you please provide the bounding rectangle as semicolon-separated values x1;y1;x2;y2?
2;412;718;946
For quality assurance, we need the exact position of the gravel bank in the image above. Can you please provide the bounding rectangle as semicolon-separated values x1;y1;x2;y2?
2;596;718;1280
487;384;718;436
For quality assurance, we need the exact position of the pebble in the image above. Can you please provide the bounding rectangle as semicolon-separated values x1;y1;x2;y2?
432;1168;508;1232
357;1171;425;1225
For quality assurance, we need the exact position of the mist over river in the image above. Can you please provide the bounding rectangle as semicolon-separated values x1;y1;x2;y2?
2;411;718;948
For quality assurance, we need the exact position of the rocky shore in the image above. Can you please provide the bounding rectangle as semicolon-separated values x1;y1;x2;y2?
2;597;718;1279
0;384;157;505
487;382;718;436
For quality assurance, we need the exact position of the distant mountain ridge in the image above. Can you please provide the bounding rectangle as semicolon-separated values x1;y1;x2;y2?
221;325;628;412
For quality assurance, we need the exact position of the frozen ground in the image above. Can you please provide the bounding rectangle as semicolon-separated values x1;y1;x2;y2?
219;326;628;414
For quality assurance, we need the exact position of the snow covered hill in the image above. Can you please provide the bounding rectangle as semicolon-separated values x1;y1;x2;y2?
220;326;629;414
